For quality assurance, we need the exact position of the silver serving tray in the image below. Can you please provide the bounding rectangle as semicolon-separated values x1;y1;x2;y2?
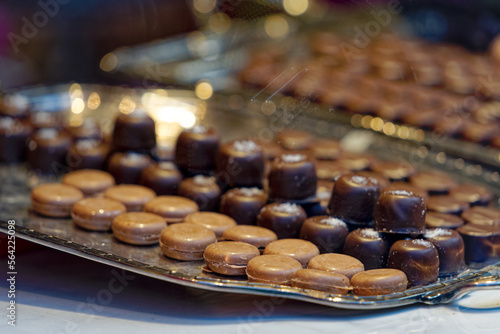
1;84;499;310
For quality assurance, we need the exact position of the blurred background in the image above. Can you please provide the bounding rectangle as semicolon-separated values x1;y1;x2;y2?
1;0;500;90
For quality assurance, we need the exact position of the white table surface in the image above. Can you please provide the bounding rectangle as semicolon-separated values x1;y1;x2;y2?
1;246;499;334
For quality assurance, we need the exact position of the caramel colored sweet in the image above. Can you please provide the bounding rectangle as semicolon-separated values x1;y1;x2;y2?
409;171;457;195
387;239;439;286
315;161;350;181
299;216;349;253
140;162;182;196
307;253;364;279
222;225;278;250
426;195;469;215
425;212;465;229
457;224;500;263
257;202;307;239
329;174;381;226
220;187;267;225
62;169;115;196
144;196;199;223
449;184;492;206
72;198;126;231
335;153;375;171
291;269;350;294
264;239;320;267
31;183;84;218
112;109;156;151
268;153;317;200
175;125;220;175
308;138;342;160
112;212;166;245
343;228;390;270
424;228;466;275
184;212;237;239
160;223;217;261
370;161;416;181
178;175;221;212
204;241;260;275
461;206;500;227
276;129;313;150
374;189;426;234
351;269;408;296
104;184;156;212
246;254;303;285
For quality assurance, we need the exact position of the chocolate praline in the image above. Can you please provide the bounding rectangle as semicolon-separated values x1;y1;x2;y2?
328;174;381;227
106;152;153;184
461;206;500;227
268;153;317;200
425;212;465;229
219;187;267;225
370;161;416;182
67;118;102;141
426;195;469;215
409;171;458;195
175;125;220;175
0;117;31;163
66;139;110;170
111;109;156;152
299;216;349;253
424;228;466;275
343;228;390;270
257;202;307;239
27;128;72;175
387;239;440;286
449;184;492;207
457;223;500;263
276;129;313;150
178;175;221;212
215;139;265;189
140;162;182;196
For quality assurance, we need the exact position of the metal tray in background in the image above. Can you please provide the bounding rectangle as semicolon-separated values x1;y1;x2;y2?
1;84;499;310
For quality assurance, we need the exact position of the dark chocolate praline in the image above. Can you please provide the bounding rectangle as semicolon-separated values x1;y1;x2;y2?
111;109;156;152
27;128;72;175
175;125;219;175
268;153;317;200
257;202;307;239
387;239;440;286
343;228;390;270
424;228;466;275
66;139;110;170
140;162;182;196
178;175;221;212
215;139;265;189
328;174;381;227
299;216;349;254
106;152;153;184
219;187;267;226
67;118;102;141
0;117;31;163
457;223;500;263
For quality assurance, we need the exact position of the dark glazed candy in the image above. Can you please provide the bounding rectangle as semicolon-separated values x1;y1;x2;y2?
112;109;156;151
387;239;440;286
107;152;153;184
343;228;390;270
328;174;381;226
0;117;31;163
27;128;71;175
268;153;317;200
257;202;307;239
140;162;182;196
220;187;267;225
374;189;426;234
178;175;221;212
215;139;265;189
457;224;500;263
175;125;220;175
299;216;349;253
66;139;110;170
424;228;466;275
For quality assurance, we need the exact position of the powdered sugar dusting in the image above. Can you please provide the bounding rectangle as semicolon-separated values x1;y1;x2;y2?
351;175;367;185
237;187;263;197
191;125;207;134
317;190;331;200
281;154;306;163
273;203;300;214
360;228;380;239
411;239;433;247
389;190;413;196
425;228;453;239
193;175;215;186
158;162;176;170
123;153;149;164
233;140;259;153
320;217;347;227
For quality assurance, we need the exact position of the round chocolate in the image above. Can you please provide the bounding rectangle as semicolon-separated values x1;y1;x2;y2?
178;175;221;212
140;162;182;196
106;152;152;184
351;269;408;296
424;228;466;275
449;184;492;207
343;228;390;270
204;241;260;276
425;212;465;229
374;189;426;234
299;216;349;254
328;174;381;226
222;225;278;250
66;139;110;170
144;196;199;223
215;139;265;189
409;171;457;195
457;223;500;263
27;128;72;175
335;153;375;171
307;253;364;279
426;195;469;215
175;125;219;175
220;187;267;225
264;239;320;267
257;202;307;239
308;138;342;160
387;239;439;286
315;160;350;181
268;153;317;200
0;117;31;163
160;223;217;261
112;109;156;151
67;118;102;141
370;161;416;181
246;254;303;285
184;212;237;239
276;129;313;150
461;206;500;227
291;269;350;294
